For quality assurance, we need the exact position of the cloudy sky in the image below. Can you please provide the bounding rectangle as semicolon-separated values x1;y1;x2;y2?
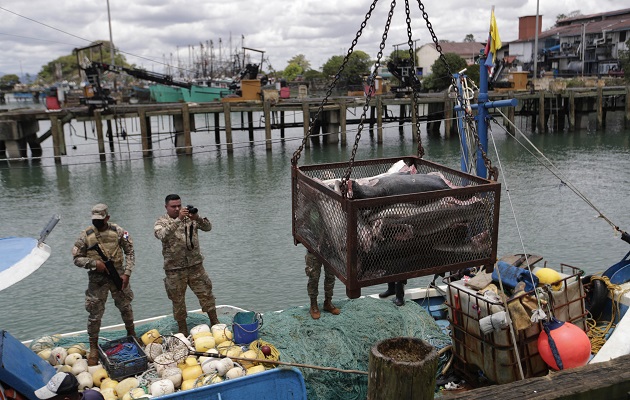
0;0;623;78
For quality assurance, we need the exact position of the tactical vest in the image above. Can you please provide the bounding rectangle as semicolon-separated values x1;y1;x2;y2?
84;224;124;268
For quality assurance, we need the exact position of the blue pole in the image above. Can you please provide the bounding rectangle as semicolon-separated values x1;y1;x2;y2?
477;56;490;178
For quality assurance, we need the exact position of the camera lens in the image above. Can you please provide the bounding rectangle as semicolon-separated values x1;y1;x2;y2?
187;205;198;214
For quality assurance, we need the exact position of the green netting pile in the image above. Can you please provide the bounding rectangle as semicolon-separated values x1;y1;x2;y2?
29;297;451;400
258;297;451;400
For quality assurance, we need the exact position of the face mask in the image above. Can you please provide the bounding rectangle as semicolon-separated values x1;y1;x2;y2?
92;219;106;229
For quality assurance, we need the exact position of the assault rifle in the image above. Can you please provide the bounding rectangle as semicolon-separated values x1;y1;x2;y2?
87;243;123;290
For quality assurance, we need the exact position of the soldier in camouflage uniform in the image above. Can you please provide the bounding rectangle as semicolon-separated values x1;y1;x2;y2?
154;194;219;336
72;203;136;366
305;250;340;319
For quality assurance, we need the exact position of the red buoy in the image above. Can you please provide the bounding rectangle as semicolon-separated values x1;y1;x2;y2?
538;318;591;370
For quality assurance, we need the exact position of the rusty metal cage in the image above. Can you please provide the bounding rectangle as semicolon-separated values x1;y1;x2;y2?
444;263;586;385
292;156;501;298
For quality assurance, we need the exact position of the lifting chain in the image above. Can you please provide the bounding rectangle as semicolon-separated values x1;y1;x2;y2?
290;0;381;167
416;0;497;180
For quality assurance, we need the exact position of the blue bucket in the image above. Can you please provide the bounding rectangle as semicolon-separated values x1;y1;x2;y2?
232;311;263;345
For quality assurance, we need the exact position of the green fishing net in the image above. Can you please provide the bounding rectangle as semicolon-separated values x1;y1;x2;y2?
29;297;451;400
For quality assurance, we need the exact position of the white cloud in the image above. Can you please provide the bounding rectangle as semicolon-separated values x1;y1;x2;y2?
0;0;623;78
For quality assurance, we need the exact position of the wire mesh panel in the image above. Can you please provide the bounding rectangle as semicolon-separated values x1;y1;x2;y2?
292;156;501;298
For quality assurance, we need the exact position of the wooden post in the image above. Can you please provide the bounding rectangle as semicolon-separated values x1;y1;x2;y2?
223;102;233;153
182;103;192;155
444;92;452;137
368;337;438;400
568;91;576;131
214;112;221;144
263;100;272;151
625;86;630;129
399;104;405;133
302;102;310;148
538;90;546;133
596;86;603;130
280;111;286;139
138;109;153;158
340;102;347;146
376;95;383;144
369;105;375;134
106;118;114;152
50;115;62;164
247;111;254;142
94;110;106;162
507;91;515;134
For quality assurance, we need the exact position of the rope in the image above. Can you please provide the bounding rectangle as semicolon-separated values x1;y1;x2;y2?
493;110;626;239
586;275;630;354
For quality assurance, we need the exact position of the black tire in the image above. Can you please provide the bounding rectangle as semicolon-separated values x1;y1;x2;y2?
583;275;608;320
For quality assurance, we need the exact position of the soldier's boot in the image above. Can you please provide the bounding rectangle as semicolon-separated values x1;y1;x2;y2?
379;283;396;298
87;337;100;366
309;297;320;320
177;320;189;337
208;309;220;327
323;297;340;315
393;282;406;307
125;323;138;341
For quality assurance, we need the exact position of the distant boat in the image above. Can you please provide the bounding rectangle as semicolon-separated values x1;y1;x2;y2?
149;84;184;103
181;78;234;102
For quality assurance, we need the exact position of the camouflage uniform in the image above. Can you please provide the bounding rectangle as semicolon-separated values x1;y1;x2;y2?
305;251;335;299
154;214;216;323
72;223;135;338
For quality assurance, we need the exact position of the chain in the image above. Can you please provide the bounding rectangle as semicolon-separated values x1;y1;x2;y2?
405;0;424;158
291;0;381;167
416;0;496;179
339;0;397;194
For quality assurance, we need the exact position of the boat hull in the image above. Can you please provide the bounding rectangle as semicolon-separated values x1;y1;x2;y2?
149;84;184;103
181;85;233;102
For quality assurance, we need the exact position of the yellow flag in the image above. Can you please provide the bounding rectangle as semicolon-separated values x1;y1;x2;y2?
489;10;502;62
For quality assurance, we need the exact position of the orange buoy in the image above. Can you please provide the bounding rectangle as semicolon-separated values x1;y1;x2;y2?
538;318;591;370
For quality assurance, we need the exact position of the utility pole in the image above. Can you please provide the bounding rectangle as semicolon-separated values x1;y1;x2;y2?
107;0;116;91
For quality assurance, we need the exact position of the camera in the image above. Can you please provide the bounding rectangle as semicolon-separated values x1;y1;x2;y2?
186;205;198;215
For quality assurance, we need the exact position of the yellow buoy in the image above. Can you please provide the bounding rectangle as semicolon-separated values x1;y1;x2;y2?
141;329;163;345
535;268;563;290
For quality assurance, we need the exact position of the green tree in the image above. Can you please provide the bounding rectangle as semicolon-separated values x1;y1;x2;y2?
322;50;372;85
303;69;324;80
282;63;303;81
37;40;130;84
422;53;479;92
287;54;311;72
0;74;20;90
464;34;476;43
388;49;411;61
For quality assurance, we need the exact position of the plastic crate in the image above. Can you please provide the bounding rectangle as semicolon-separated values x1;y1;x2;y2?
444;262;586;385
292;156;501;299
98;336;148;380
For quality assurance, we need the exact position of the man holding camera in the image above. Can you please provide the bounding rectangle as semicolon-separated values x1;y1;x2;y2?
154;194;220;336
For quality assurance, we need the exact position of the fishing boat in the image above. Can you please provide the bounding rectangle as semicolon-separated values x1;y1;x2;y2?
180;79;233;103
3;5;630;400
149;84;184;103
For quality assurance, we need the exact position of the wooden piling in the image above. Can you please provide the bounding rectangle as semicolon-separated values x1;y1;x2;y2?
247;111;254;142
94;110;106;162
302;102;310;148
596;86;604;130
538;90;545;133
568;91;576;131
50;115;62;164
444;92;453;137
214;112;221;144
339;102;347;146
625;86;630;129
223;102;233;153
181;103;192;155
106;119;114;152
263;100;272;151
376;96;383;144
367;337;438;400
399;104;406;133
138;109;153;157
411;96;418;142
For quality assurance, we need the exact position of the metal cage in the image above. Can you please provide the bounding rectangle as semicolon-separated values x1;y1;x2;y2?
292;156;501;298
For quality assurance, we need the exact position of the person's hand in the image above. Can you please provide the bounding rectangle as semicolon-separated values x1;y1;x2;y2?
189;212;199;221
179;207;189;220
95;260;106;273
121;274;130;289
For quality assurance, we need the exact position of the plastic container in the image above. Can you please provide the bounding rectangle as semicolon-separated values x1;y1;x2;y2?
98;336;148;380
232;311;263;345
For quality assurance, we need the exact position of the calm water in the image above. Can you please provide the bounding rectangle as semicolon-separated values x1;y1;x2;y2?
1;106;629;341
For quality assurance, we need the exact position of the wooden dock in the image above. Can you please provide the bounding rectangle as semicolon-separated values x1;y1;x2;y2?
439;353;630;400
0;86;628;162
